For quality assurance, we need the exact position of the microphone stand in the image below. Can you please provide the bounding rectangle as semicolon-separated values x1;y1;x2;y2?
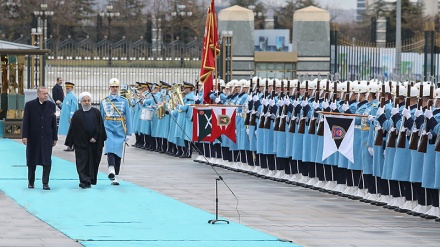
208;177;230;224
165;109;237;224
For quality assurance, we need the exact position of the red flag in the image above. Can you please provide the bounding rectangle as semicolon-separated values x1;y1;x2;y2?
199;0;220;104
211;106;236;143
192;107;213;142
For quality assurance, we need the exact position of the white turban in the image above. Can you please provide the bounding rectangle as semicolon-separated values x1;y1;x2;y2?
79;92;92;102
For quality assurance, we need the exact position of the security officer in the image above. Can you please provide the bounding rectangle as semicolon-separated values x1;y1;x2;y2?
100;78;133;186
58;81;78;152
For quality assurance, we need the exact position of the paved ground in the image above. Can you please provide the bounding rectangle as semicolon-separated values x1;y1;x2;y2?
1;136;440;247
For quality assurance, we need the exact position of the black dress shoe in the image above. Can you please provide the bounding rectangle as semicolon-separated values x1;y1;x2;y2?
79;183;86;189
43;184;51;190
63;147;74;152
28;184;34;189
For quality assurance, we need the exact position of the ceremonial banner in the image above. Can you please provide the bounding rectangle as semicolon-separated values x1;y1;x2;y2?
211;106;236;143
192;107;213;142
322;115;355;163
192;106;236;143
199;0;220;104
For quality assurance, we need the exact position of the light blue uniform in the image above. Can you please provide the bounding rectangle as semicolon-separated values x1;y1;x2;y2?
100;94;133;158
58;91;78;135
391;104;416;182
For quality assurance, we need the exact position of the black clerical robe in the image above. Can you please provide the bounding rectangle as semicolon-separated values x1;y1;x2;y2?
65;108;106;185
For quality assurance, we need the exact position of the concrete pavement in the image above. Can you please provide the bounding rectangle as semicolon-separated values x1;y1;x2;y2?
1;136;440;246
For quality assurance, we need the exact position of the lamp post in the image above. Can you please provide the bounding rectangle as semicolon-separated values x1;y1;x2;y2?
100;4;120;66
33;3;54;49
248;4;263;29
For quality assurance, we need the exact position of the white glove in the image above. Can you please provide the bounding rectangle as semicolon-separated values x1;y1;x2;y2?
391;107;399;116
247;95;252;101
377;107;385;116
278;100;284;107
330;102;337;111
367;115;375;121
269;99;275;107
321;101;329;109
90;138;96;143
262;98;269;106
280;114;286;119
300;100;308;107
293;100;299;107
254;130;258;137
402;108;411;119
368;147;374;157
251;110;256;114
414;109;423;118
284;98;290;105
425;109;433;119
264;112;271;117
341;103;349;112
194;95;199;101
312;101;319;109
215;97;221;103
246;128;250;135
252;95;259;101
125;135;131;142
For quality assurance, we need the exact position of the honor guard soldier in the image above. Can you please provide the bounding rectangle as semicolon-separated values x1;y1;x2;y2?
174;81;195;158
156;81;172;153
58;81;78;151
421;87;440;219
100;78;133;186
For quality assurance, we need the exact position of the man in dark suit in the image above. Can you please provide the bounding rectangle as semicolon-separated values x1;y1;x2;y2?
52;77;64;109
22;87;58;190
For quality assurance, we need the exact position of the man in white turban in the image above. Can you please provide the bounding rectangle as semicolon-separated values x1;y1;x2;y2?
65;92;107;188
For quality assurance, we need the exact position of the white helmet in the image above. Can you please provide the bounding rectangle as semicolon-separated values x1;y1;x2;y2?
109;78;120;87
239;79;250;87
218;79;225;87
289;79;298;88
434;88;440;99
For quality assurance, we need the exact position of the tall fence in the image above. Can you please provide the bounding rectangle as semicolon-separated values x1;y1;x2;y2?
27;37;203;102
331;32;440;82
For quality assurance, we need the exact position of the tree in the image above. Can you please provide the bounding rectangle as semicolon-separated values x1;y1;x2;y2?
365;0;425;43
272;0;318;41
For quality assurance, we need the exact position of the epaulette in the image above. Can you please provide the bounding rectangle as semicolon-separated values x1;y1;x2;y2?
372;103;377;107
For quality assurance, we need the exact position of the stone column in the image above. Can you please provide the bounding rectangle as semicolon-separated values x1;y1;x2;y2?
218;5;254;80
293;6;330;77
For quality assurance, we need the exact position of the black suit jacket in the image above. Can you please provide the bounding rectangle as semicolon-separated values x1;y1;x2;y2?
22;98;58;166
52;84;64;104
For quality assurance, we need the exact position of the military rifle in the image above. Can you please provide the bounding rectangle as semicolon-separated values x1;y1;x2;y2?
244;76;253;126
374;83;387;146
288;80;301;133
258;79;269;128
387;83;400;148
397;85;412;148
273;79;285;131
409;83;424;150
317;80;331;136
418;85;434;153
279;79;291;132
308;79;321;135
297;80;309;134
249;78;260;126
264;88;277;129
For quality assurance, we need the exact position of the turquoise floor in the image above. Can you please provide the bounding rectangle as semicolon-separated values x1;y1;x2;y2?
0;139;300;247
